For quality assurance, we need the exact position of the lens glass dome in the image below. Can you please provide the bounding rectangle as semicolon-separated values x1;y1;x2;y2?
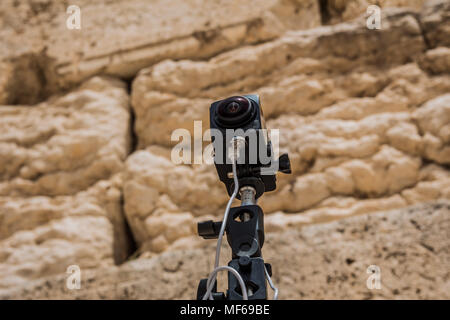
216;96;254;126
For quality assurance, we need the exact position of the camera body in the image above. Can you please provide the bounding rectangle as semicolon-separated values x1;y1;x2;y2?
209;94;289;198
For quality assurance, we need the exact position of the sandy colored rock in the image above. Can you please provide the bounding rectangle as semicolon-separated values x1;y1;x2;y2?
0;77;133;288
0;0;449;299
0;202;448;299
321;0;428;24
123;150;230;253
0;0;321;104
131;8;428;147
125;3;450;253
419;47;450;74
0;76;130;196
123;143;449;253
412;94;450;163
420;0;450;48
0;175;134;289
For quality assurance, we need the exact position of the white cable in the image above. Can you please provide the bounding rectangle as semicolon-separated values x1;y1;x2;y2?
264;265;279;300
202;137;280;300
205;266;248;300
203;138;248;300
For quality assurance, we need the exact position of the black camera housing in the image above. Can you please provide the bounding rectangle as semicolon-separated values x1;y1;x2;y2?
209;94;280;198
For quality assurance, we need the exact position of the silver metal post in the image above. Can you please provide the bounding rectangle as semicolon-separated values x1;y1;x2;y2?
239;186;256;206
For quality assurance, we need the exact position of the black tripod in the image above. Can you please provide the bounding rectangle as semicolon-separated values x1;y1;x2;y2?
197;94;291;300
196;178;275;300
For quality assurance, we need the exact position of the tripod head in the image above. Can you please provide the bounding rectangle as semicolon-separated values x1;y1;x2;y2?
197;95;291;300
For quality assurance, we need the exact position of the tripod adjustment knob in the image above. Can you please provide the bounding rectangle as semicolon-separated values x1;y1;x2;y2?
238;255;252;271
278;153;291;174
198;220;222;239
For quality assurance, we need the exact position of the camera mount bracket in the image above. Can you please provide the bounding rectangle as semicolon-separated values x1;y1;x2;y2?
197;181;271;300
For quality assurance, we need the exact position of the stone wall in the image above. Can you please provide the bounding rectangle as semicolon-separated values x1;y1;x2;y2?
0;0;320;104
320;0;428;24
126;3;450;254
1;202;448;299
0;0;449;298
0;77;134;288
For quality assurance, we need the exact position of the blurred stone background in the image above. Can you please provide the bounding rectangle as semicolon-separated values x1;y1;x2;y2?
0;0;448;299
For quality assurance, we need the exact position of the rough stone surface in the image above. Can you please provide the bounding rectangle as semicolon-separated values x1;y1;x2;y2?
420;0;450;48
419;46;450;74
0;76;130;196
127;3;450;253
321;0;428;24
0;0;449;299
131;8;429;148
0;77;133;288
0;0;321;105
0;202;448;299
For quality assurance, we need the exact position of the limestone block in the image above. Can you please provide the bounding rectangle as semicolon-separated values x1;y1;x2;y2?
0;76;130;196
